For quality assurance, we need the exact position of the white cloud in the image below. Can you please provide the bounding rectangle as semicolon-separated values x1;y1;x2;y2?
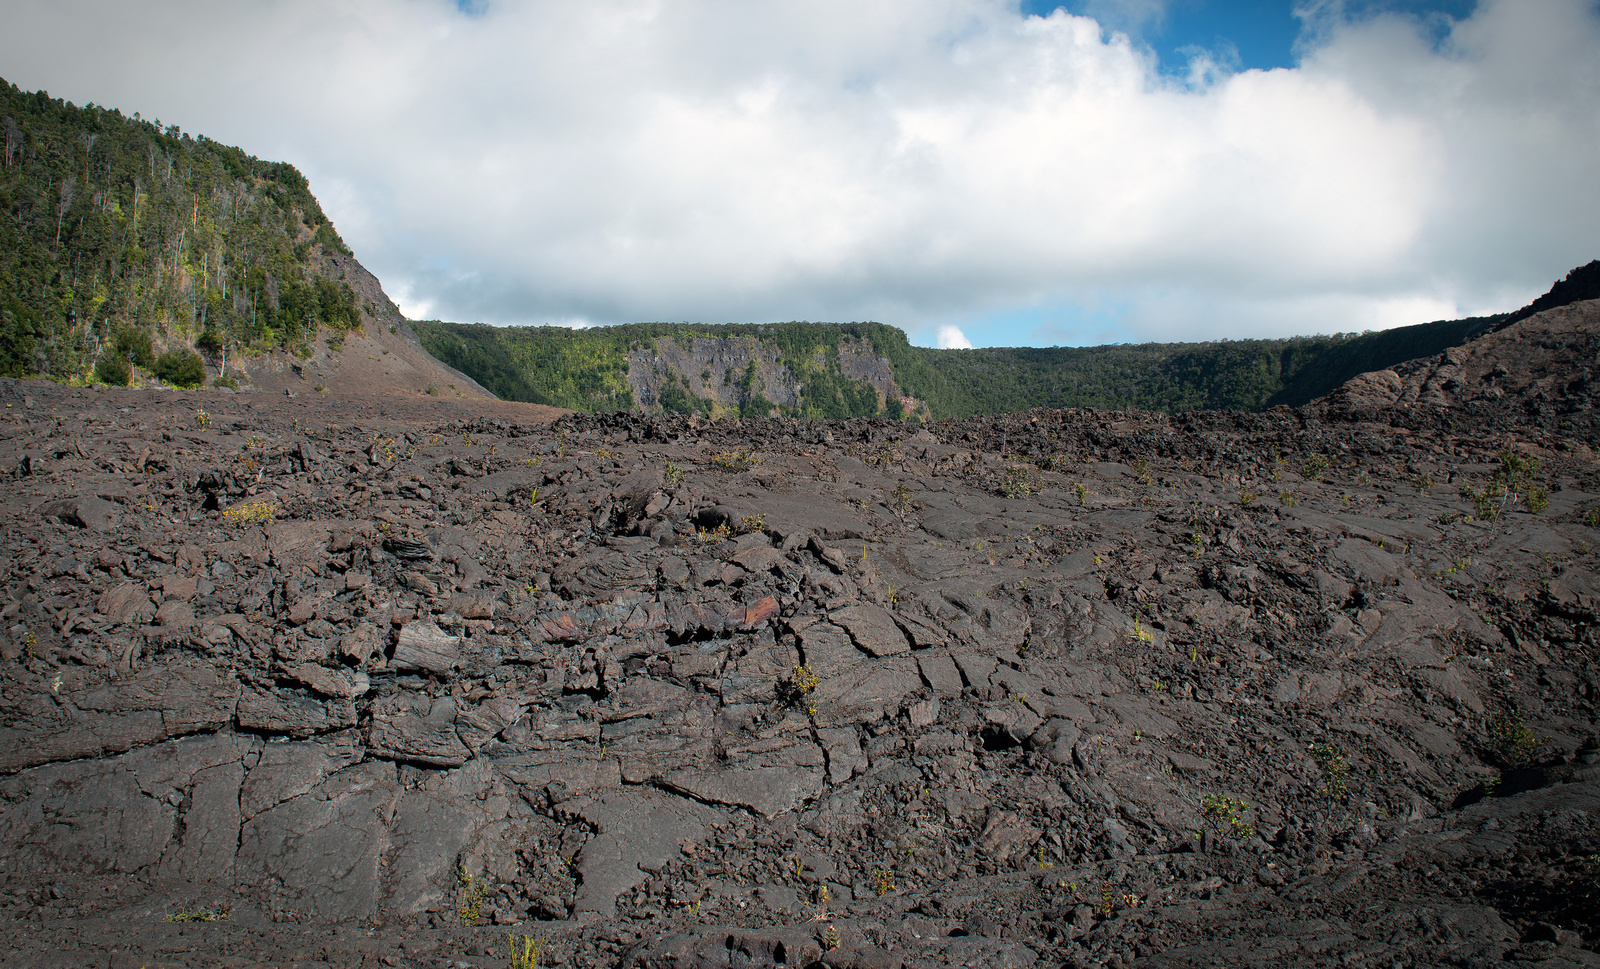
937;324;975;349
1;0;1596;346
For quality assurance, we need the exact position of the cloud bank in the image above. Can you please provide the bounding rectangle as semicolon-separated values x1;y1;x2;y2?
2;0;1596;346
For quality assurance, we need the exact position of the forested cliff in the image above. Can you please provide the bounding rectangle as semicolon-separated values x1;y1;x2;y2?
415;261;1599;419
0;78;368;387
412;312;1507;420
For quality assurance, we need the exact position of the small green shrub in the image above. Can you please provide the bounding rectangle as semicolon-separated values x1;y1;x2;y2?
1488;709;1540;767
1459;482;1500;521
457;865;487;926
153;349;206;388
1200;793;1255;839
712;449;762;471
1526;485;1550;515
695;523;732;544
1462;449;1549;521
890;481;914;517
95;353;130;386
1310;744;1351;802
785;663;821;716
508;934;544;969
792;663;820;695
999;466;1032;499
872;868;895;896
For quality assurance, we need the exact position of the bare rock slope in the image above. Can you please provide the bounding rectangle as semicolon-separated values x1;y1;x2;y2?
223;249;496;401
1;303;1599;969
1318;298;1600;439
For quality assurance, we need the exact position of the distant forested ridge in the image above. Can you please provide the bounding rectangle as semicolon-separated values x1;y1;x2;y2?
413;310;1520;420
411;320;926;419
0;77;364;385
417;261;1599;418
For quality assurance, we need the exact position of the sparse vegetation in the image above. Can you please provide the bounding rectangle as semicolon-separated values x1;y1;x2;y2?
1488;709;1541;767
695;523;733;544
1000;466;1032;499
1458;449;1549;521
163;906;232;923
891;481;914;518
222;497;277;524
457;865;487;926
1201;794;1255;840
508;934;544;969
872;868;895;896
785;663;821;716
712;449;763;471
1310;744;1352;802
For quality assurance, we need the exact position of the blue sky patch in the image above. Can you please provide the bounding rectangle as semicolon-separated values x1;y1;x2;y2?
1023;0;1478;73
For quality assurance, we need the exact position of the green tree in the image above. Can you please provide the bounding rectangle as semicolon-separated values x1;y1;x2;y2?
153;348;205;388
94;352;129;385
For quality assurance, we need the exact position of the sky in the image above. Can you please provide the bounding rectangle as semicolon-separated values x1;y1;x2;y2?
1;0;1596;350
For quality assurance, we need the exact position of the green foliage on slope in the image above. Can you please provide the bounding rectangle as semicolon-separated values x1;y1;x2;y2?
414;315;1501;419
407;322;637;411
411;320;895;417
895;314;1500;418
0;77;360;383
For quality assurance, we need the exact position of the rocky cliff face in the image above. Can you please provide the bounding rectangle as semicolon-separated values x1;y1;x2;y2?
626;333;925;418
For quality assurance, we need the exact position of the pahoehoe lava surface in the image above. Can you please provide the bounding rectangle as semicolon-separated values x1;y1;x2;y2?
2;302;1600;969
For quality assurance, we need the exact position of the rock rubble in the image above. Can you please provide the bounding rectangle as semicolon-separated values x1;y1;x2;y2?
2;302;1600;968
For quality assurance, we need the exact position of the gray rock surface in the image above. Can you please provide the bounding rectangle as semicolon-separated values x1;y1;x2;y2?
2;309;1599;968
